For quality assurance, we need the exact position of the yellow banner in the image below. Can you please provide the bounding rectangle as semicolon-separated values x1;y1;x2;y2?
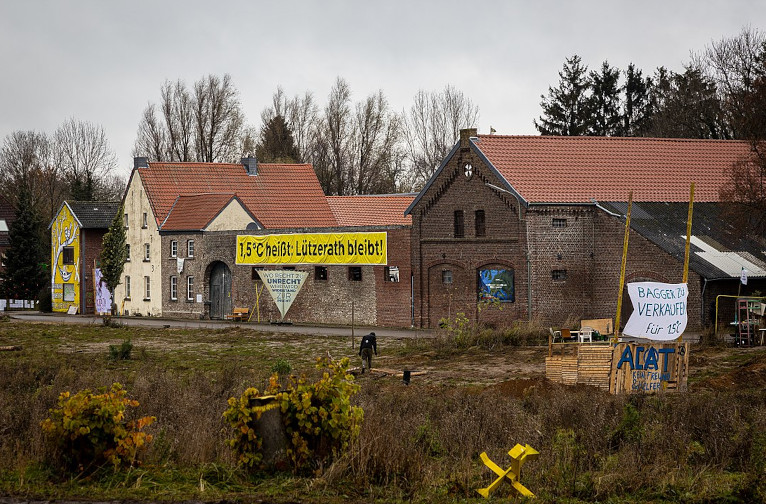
236;232;387;265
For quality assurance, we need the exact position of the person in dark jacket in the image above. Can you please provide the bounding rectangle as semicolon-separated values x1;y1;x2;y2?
358;332;377;373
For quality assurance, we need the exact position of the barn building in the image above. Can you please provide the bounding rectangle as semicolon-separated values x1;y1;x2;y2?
406;129;766;331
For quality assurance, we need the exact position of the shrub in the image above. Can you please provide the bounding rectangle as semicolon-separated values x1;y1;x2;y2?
222;384;280;469
40;382;155;473
277;357;363;474
108;339;132;360
271;358;292;376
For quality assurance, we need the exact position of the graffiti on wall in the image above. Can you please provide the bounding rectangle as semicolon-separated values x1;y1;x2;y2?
51;204;80;313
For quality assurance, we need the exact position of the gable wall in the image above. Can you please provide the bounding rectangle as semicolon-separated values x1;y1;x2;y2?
206;201;256;232
117;172;162;316
50;204;81;313
410;147;528;328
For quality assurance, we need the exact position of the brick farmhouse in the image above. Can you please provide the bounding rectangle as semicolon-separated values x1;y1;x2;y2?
406;129;766;331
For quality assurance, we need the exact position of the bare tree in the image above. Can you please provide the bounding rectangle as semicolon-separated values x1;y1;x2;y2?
316;77;353;195
697;26;766;138
53;118;119;201
349;91;403;194
0;130;63;220
161;80;195;161
133;104;168;161
194;74;245;163
134;74;248;163
260;87;318;163
403;85;479;190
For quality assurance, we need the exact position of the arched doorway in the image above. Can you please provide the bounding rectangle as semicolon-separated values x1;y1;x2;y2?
209;261;232;319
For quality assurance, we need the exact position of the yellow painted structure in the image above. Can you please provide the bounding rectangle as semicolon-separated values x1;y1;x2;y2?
477;443;539;498
50;203;81;313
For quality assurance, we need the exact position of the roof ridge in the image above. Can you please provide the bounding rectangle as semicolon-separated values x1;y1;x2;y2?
476;134;748;144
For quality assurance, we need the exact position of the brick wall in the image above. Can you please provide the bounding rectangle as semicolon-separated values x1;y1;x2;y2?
410;142;528;328
592;211;704;331
80;229;107;314
159;226;413;327
527;206;595;326
161;233;205;319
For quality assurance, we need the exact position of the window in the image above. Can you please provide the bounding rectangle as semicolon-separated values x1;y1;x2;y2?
142;212;148;228
186;276;194;301
144;243;150;261
63;283;75;302
125;276;131;299
348;266;362;281
62;246;75;265
454;210;464;238
187;240;195;257
125;244;131;262
124;213;129;228
475;209;486;237
315;266;328;281
144;276;151;300
552;218;567;228
170;276;177;300
170;240;177;258
442;270;453;284
552;269;568;281
478;268;515;302
384;266;400;282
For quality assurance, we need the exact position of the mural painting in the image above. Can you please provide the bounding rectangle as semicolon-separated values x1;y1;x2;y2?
51;204;80;313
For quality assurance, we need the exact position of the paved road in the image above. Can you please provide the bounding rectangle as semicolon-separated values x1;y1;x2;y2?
5;311;433;340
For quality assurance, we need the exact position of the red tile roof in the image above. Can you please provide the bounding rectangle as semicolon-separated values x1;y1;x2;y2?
138;162;337;228
161;193;254;231
474;135;752;203
327;194;416;226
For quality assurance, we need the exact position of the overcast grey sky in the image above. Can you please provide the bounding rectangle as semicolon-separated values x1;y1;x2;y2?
1;1;764;179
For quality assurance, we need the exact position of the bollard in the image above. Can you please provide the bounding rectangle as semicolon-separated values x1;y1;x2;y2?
477;443;539;498
403;369;411;385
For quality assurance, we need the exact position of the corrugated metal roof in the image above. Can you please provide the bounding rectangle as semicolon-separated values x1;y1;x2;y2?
600;201;766;280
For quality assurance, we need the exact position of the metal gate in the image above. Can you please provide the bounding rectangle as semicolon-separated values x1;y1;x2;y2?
209;261;232;319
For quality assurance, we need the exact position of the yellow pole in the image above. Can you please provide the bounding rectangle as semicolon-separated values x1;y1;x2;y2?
614;192;633;342
682;183;695;284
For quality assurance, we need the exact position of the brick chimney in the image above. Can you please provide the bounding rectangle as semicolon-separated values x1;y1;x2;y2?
459;128;478;149
134;157;149;169
242;157;258;176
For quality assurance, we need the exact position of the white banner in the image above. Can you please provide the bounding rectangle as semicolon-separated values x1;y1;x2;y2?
94;268;112;315
623;282;688;340
259;270;309;319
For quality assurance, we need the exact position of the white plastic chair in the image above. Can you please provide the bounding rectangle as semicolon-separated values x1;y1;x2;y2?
578;326;593;343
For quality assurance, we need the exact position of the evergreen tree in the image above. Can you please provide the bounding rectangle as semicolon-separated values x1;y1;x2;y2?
255;115;301;163
0;186;47;301
534;55;591;136
621;63;652;136
587;61;622;136
99;206;127;315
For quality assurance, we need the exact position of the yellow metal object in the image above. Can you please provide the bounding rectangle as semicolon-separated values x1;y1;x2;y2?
477;443;539;498
613;192;632;344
